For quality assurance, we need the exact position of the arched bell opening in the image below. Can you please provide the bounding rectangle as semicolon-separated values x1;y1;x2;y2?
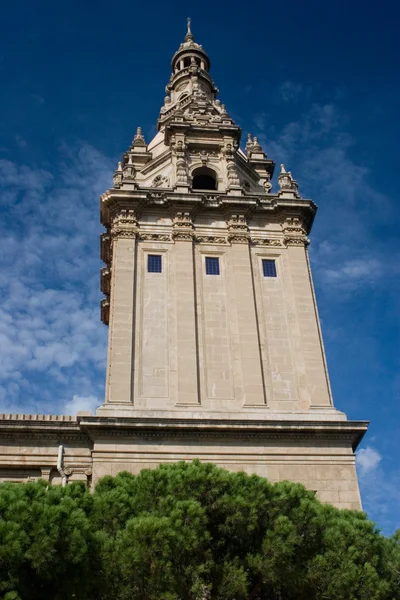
192;166;218;191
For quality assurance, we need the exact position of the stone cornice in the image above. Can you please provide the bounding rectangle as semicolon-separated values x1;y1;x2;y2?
77;417;368;451
0;415;368;451
101;189;317;233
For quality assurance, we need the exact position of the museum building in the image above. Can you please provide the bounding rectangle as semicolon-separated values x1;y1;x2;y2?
0;22;368;509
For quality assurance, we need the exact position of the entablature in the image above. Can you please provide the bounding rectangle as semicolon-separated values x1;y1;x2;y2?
100;188;317;232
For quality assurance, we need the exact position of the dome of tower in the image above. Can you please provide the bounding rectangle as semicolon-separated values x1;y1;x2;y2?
171;18;211;73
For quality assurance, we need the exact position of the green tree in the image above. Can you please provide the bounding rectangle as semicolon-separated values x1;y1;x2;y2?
0;479;99;600
1;461;399;600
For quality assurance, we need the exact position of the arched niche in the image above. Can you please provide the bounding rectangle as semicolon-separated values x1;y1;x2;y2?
192;166;218;191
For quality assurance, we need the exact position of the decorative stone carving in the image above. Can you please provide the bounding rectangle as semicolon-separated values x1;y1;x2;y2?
227;214;250;244
245;133;253;157
111;209;138;239
278;164;291;189
227;214;247;230
252;136;262;152
132;126;146;147
152;174;169;188
122;154;136;180
284;236;310;247
262;172;272;193
172;211;194;241
278;164;300;197
176;158;188;184
173;140;189;186
282;217;306;234
227;160;240;187
195;235;229;245
100;233;111;265
172;212;194;241
101;298;110;325
147;191;167;204
251;238;283;247
100;267;111;296
113;162;123;188
192;149;217;165
139;233;172;242
282;217;308;247
202;195;222;207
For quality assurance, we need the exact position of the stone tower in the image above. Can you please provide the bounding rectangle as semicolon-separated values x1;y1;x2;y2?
95;21;367;508
0;22;367;505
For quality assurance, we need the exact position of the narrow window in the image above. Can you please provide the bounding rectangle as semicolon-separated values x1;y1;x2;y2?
205;257;220;275
262;259;277;277
148;254;162;273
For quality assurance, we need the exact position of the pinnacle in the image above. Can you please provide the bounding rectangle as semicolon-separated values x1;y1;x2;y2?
184;17;194;43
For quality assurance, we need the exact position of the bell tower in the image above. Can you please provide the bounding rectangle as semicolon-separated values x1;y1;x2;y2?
96;21;367;509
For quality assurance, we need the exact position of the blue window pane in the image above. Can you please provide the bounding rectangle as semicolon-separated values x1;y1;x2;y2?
205;257;220;275
262;259;277;277
148;254;162;273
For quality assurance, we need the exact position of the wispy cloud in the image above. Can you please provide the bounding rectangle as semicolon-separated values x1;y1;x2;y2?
0;144;113;414
318;257;382;290
63;394;100;415
357;446;382;474
279;81;304;103
15;134;28;149
358;463;400;534
254;96;399;297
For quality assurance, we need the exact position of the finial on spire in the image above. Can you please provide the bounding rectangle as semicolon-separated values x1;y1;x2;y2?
252;137;262;151
133;126;146;147
185;17;194;42
278;164;300;196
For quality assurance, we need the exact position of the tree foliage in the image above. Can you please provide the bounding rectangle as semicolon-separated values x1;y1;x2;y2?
0;461;399;600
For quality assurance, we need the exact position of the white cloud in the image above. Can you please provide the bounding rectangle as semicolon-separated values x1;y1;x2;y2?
357;458;400;534
253;96;399;298
0;143;113;415
319;258;382;289
63;394;100;415
279;81;304;103
357;447;382;474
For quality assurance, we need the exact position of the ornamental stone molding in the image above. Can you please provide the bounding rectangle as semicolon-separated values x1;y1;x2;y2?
113;162;123;188
195;235;229;245
101;297;110;325
282;216;306;235
251;237;283;247
122;155;136;181
100;233;111;265
110;208;138;239
282;217;309;247
139;233;172;242
152;174;169;187
277;164;300;198
227;213;250;243
284;236;310;247
172;211;194;241
100;267;111;296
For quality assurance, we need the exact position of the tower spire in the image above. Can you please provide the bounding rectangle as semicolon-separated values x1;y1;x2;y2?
185;17;194;42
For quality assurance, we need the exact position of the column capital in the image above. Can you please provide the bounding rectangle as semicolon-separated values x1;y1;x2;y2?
110;208;139;239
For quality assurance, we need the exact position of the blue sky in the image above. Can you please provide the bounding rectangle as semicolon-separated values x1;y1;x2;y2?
0;1;399;533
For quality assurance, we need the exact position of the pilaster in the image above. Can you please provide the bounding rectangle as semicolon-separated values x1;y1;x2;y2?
173;214;199;405
104;209;138;406
287;241;333;408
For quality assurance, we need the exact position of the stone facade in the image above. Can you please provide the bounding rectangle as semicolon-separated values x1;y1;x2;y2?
0;21;368;510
